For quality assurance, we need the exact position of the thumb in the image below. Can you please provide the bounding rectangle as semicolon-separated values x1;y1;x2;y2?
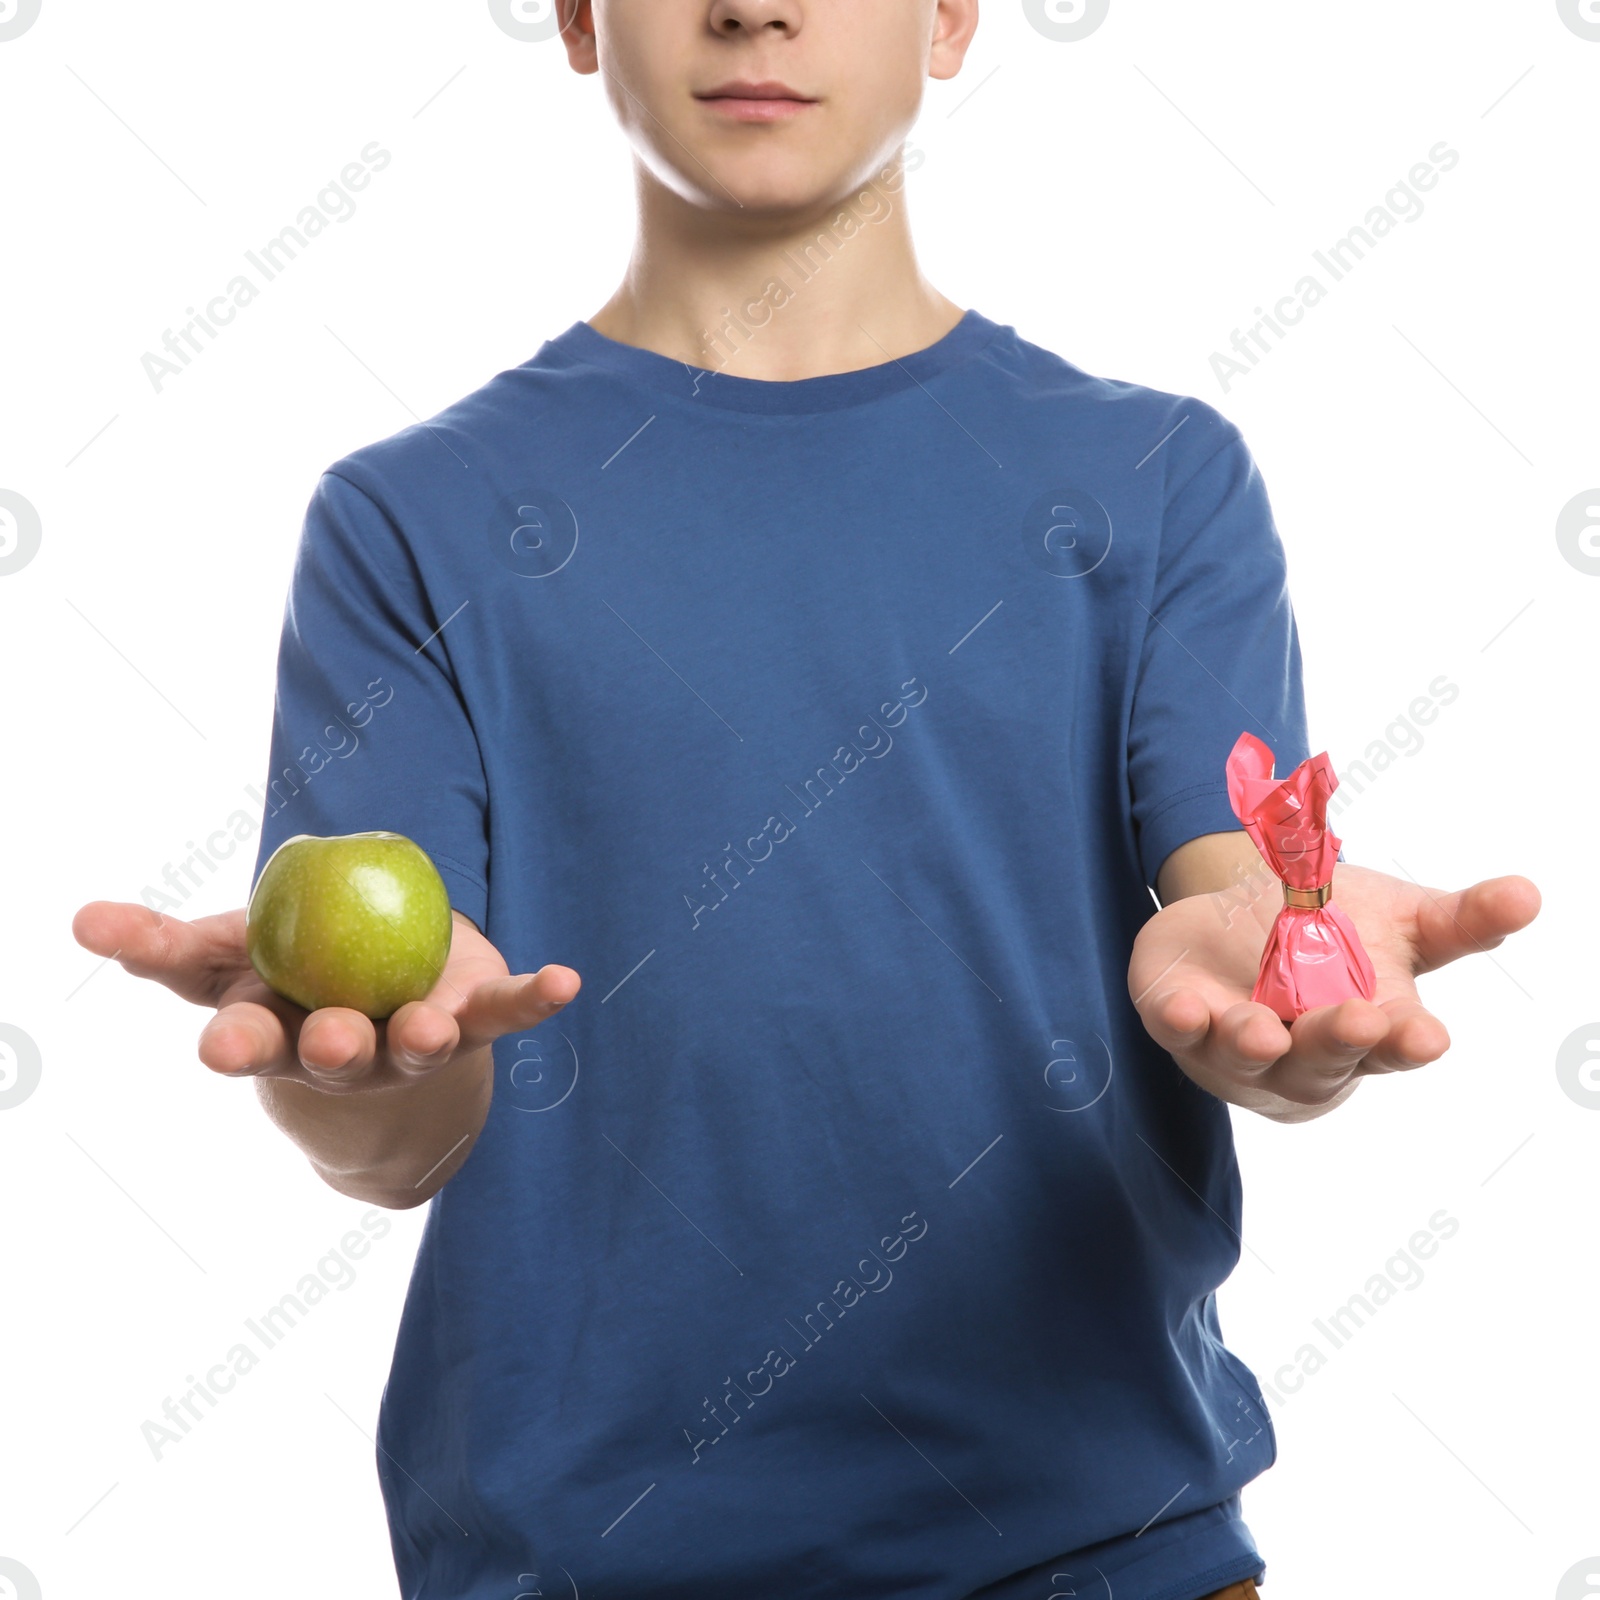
72;901;239;1007
456;965;581;1052
1409;875;1541;975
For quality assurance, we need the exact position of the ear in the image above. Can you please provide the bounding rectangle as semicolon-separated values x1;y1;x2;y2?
929;0;982;83
559;0;599;75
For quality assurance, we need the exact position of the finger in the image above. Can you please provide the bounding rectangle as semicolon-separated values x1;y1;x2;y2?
296;1007;380;1084
199;1001;295;1077
1261;997;1389;1104
1135;984;1214;1056
72;901;240;1008
457;965;580;1052
1208;1000;1293;1082
1409;874;1541;974
384;1000;462;1077
1354;998;1451;1075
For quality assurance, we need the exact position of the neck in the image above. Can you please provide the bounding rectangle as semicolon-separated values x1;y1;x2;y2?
587;153;964;382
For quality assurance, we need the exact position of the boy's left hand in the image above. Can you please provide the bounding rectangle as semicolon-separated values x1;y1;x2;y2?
1128;851;1540;1121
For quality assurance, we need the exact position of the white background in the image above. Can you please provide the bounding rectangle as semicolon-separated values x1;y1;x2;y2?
2;2;1596;1597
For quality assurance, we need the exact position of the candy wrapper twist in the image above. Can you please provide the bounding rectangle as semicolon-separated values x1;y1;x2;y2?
1225;731;1376;1023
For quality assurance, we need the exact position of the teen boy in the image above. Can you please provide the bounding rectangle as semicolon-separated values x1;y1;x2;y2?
74;2;1538;1595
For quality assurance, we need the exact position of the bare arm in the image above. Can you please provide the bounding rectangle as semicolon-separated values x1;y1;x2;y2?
72;903;580;1207
1154;827;1274;908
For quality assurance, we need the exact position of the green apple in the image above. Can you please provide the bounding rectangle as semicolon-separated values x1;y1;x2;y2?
246;831;453;1019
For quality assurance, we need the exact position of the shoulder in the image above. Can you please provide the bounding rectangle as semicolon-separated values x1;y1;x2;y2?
981;315;1247;483
316;333;599;512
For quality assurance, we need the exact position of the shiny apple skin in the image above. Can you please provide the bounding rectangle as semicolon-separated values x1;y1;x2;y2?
246;831;453;1020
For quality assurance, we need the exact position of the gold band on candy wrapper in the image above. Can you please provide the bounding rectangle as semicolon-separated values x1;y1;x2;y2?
1282;882;1332;910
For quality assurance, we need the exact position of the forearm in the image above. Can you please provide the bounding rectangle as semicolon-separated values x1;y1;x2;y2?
1154;828;1271;906
255;1047;493;1208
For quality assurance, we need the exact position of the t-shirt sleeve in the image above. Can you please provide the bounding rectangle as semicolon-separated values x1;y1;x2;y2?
1127;415;1310;892
248;469;490;929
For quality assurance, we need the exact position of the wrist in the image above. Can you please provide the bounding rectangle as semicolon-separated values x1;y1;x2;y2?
258;1046;494;1205
1254;1077;1362;1123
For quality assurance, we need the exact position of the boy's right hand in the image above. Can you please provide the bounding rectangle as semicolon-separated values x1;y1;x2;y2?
70;901;580;1095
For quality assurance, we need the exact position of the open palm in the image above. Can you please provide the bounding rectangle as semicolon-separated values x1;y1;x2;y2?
1128;863;1540;1120
71;901;578;1093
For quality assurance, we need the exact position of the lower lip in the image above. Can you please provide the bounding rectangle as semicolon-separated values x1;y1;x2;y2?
698;96;815;122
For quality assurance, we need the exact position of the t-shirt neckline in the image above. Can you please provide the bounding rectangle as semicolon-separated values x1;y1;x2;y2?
543;307;1001;415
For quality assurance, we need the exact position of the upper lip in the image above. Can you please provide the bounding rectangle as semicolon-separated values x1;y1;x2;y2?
696;80;815;101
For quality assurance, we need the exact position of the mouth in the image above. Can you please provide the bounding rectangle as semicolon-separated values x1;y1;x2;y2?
694;80;818;123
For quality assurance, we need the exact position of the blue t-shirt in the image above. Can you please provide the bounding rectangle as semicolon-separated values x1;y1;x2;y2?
251;309;1308;1600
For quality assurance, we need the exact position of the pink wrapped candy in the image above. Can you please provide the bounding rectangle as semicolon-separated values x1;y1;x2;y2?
1225;731;1377;1023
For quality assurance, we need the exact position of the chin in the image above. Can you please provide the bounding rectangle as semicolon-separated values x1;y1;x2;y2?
686;152;866;219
